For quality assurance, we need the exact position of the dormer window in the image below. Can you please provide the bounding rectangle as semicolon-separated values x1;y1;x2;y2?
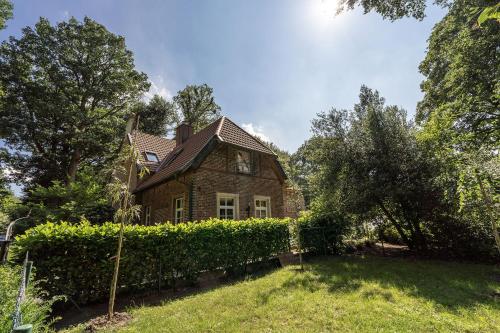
237;150;251;174
145;152;159;162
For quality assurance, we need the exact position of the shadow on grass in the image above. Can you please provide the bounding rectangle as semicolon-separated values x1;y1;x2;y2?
54;263;279;331
259;255;499;310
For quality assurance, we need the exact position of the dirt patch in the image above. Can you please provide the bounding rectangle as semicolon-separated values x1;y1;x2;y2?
84;312;132;332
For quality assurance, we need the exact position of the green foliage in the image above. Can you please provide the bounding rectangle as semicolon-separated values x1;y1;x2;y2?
336;0;451;21
0;264;56;333
477;3;500;26
173;84;221;133
0;16;149;187
309;86;439;251
0;0;12;30
297;210;350;255
417;0;499;151
11;172;114;233
13;218;290;305
132;95;179;136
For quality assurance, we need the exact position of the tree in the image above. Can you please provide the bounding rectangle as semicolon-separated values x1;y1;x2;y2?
0;17;149;188
309;86;442;251
132;95;178;136
417;0;499;150
416;0;499;256
336;0;451;20
173;84;221;132
107;144;145;320
0;0;12;30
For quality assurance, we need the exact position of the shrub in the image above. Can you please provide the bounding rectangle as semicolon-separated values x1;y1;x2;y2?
0;264;55;332
13;218;290;305
297;211;349;255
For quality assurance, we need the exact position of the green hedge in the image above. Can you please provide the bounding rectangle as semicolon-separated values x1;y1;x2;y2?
297;211;349;254
13;218;290;305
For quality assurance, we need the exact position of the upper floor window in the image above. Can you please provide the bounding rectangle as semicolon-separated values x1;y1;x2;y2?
145;151;159;162
254;196;271;218
174;197;184;224
217;193;239;220
237;150;251;174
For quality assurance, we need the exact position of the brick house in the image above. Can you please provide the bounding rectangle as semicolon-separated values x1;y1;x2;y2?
127;117;304;224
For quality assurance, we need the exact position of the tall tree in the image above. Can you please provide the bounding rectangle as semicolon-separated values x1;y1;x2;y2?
132;95;178;136
416;0;500;256
173;84;221;132
0;17;149;188
310;86;441;251
417;0;499;150
0;0;12;30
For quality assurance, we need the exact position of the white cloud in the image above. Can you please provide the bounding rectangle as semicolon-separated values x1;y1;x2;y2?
144;76;173;101
241;123;270;143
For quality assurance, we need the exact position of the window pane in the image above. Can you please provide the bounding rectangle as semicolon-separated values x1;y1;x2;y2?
220;198;226;206
261;200;267;207
146;152;159;162
219;208;226;218
226;198;234;206
256;200;260;207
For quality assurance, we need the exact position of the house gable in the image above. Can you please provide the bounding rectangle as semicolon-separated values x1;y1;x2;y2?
135;117;286;192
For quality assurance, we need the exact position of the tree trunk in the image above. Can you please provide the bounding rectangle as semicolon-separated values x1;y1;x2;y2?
376;200;412;248
67;149;81;185
108;219;124;320
476;173;500;256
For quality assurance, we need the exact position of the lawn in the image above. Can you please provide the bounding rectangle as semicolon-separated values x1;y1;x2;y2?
65;256;500;333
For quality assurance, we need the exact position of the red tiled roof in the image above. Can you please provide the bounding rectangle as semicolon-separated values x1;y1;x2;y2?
129;131;176;171
135;117;276;191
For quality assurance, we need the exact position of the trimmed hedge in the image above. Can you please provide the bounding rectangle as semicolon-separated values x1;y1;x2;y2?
297;211;349;254
13;218;290;305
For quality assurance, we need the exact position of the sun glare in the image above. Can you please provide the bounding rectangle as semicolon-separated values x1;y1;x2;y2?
309;0;339;28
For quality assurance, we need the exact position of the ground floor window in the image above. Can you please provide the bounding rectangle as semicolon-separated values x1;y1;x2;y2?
254;196;271;218
144;205;151;225
174;197;184;223
217;193;239;220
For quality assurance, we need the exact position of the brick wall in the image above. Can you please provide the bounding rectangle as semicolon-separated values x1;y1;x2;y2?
136;142;303;223
191;144;285;220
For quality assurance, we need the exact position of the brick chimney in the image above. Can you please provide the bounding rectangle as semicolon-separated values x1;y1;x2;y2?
176;122;193;146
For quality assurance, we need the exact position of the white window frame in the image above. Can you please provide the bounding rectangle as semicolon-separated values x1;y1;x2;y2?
144;205;151;225
216;193;239;220
236;150;251;174
145;151;159;162
254;195;271;218
174;196;184;224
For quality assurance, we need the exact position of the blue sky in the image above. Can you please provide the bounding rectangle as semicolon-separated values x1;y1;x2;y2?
1;0;445;153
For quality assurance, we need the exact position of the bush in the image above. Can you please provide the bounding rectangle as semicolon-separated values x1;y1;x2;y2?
0;264;55;332
13;218;290;305
296;211;349;255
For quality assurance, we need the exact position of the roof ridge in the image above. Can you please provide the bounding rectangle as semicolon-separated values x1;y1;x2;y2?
155;118;223;171
216;116;225;139
222;117;276;155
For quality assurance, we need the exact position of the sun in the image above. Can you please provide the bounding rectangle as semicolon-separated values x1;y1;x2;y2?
309;0;339;27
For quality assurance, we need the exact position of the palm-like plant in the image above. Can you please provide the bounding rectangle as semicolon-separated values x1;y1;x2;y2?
107;144;148;319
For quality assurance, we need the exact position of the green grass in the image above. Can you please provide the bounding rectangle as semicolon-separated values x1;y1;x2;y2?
66;256;500;332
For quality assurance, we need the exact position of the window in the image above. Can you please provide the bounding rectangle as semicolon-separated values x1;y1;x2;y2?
144;205;151;225
254;196;271;218
174;197;184;223
145;151;159;162
217;193;239;220
236;150;251;174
